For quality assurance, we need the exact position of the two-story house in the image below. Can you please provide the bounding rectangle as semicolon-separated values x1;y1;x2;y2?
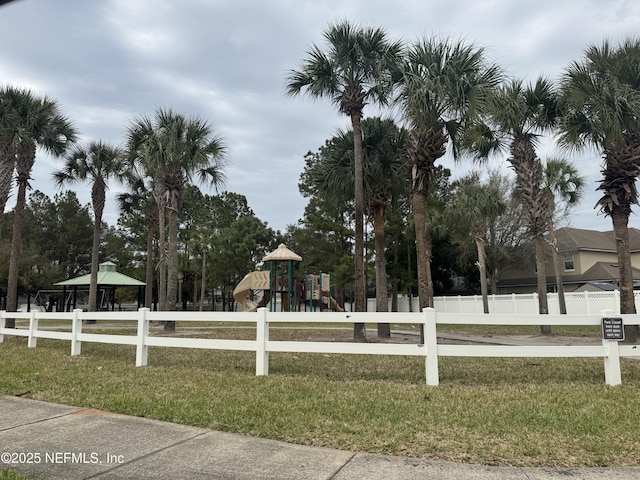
496;227;640;293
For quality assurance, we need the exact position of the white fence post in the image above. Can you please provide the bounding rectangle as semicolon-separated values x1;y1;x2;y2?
136;308;150;367
28;310;38;348
0;311;5;343
70;309;82;356
256;307;269;376
584;291;590;314
600;309;622;386
423;307;439;386
603;338;622;386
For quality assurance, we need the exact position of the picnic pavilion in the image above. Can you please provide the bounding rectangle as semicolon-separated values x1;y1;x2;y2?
54;261;146;311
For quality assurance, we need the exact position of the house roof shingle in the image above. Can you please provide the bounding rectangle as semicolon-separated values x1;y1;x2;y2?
555;227;640;253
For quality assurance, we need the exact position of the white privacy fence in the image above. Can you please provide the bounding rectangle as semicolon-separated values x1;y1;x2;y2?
1;308;639;386
433;291;637;314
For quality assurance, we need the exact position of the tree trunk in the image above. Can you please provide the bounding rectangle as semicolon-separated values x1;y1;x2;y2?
474;235;489;314
145;220;155;309
551;248;567;315
611;206;638;343
412;191;433;310
200;249;206;311
6;140;35;327
193;274;198;309
157;203;167;311
534;234;551;334
88;182;105;316
489;268;499;295
5;175;27;328
373;207;390;337
85;215;101;319
391;233;399;312
351;112;366;341
407;240;413;313
509;136;551;332
546;221;567;315
164;205;179;331
412;190;434;345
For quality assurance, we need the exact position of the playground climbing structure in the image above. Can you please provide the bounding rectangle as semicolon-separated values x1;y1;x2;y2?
233;244;343;312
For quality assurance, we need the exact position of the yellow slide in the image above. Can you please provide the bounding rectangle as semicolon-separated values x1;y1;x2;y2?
232;271;271;312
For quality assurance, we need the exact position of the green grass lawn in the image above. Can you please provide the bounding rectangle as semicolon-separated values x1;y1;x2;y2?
1;326;639;468
0;471;37;480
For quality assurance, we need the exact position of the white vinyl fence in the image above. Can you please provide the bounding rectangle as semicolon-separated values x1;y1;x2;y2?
433;291;639;314
2;307;639;386
366;291;639;314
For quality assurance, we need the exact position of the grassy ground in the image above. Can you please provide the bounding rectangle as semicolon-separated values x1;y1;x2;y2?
1;325;639;468
0;471;36;480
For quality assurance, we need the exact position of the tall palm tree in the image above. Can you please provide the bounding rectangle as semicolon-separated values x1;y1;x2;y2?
3;87;76;326
117;172;158;309
128;109;227;330
560;38;640;342
542;158;585;314
286;20;403;341
126;115;168;311
312;117;407;337
449;173;506;314
396;37;502;315
476;77;559;333
54;141;124;314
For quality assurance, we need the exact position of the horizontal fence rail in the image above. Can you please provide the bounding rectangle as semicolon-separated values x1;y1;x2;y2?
1;308;639;386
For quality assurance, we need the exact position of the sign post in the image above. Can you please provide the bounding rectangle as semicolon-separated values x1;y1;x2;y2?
601;316;623;386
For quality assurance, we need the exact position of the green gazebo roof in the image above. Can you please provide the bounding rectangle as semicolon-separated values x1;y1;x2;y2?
54;261;145;287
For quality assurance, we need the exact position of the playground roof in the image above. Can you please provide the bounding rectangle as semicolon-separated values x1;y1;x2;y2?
54;261;145;287
262;243;302;262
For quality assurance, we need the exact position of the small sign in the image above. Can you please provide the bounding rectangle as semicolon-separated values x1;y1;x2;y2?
602;317;625;341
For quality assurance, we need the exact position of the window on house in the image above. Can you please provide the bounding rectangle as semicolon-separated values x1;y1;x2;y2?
564;253;575;271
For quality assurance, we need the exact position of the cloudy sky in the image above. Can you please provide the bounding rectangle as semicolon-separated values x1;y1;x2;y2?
1;0;639;233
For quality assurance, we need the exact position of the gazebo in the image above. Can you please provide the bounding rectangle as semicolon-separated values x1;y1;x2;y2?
54;261;146;311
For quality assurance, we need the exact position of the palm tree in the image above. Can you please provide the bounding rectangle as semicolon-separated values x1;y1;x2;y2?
396;37;502;315
449;173;506;313
476;77;559;333
311;117;407;337
542;158;585;314
126;115;168;311
117;172;158;309
560;38;640;342
286;20;403;341
128;109;227;330
3;87;76;326
54;141;124;314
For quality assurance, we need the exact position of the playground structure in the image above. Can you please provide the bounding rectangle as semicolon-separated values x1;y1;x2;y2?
233;244;343;312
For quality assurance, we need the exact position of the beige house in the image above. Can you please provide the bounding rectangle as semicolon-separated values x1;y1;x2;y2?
496;227;640;294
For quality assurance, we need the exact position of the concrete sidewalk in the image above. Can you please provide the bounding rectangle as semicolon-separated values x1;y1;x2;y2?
1;396;639;480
